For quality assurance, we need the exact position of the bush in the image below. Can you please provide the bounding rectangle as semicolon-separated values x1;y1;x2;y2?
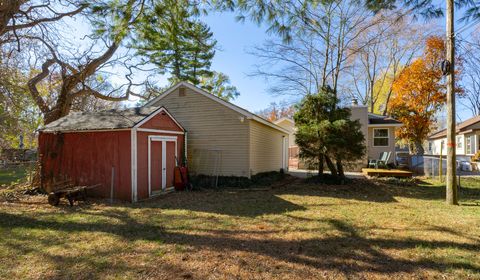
190;171;286;189
471;151;480;162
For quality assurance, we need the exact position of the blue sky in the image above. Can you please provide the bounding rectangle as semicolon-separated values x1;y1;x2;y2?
202;11;286;113
200;9;477;122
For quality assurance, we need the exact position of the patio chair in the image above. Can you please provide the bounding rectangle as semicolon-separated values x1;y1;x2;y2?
368;152;391;169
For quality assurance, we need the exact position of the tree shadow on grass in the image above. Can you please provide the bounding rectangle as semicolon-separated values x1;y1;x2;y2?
1;211;479;278
272;179;399;203
137;190;307;217
273;178;480;204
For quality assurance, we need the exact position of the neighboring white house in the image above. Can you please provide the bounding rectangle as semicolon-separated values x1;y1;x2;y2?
274;104;403;170
428;115;480;157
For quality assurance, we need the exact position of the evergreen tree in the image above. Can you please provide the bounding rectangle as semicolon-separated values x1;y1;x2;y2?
199;71;239;101
294;87;365;178
134;0;216;85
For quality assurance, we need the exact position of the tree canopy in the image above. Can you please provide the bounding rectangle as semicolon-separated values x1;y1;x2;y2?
388;36;462;154
134;0;216;85
294;86;365;178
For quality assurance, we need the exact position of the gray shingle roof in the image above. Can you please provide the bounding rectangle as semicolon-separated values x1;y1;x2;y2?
40;106;159;132
368;113;402;125
428;115;480;139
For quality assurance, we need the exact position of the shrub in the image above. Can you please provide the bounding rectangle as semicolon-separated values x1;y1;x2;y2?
304;173;350;185
471;151;480;162
190;171;286;189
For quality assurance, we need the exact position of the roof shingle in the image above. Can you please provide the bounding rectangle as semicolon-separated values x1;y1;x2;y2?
368;113;402;125
40;106;159;132
429;115;480;139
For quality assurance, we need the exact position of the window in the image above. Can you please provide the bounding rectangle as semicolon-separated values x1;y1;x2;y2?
457;136;463;149
373;128;389;147
466;136;473;154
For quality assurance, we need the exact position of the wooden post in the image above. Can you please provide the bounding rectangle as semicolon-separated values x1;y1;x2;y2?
439;145;443;182
446;0;458;205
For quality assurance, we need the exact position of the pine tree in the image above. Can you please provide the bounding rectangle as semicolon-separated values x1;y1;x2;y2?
199;71;240;101
294;87;365;178
134;0;216;85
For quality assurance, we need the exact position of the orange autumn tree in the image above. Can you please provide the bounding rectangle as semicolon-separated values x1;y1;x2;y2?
388;36;459;155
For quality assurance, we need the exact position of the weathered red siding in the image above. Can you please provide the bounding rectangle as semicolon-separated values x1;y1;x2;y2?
139;111;183;131
39;108;185;202
39;131;132;201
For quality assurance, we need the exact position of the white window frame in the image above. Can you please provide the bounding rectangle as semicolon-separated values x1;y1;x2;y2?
466;135;473;155
373;128;389;147
456;135;463;149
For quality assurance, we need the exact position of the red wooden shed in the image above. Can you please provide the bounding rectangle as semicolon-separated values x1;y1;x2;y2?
38;106;185;202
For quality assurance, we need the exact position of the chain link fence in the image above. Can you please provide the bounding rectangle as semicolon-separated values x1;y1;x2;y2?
409;155;480;179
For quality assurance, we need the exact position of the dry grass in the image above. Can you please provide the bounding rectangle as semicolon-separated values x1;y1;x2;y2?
0;177;479;279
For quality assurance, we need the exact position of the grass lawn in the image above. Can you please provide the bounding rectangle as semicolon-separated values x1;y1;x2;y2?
0;165;33;186
0;176;479;279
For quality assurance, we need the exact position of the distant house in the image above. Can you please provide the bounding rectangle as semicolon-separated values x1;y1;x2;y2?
146;82;290;178
275;104;403;170
428;115;480;157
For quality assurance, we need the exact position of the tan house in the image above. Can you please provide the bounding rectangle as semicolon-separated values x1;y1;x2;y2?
145;82;289;178
428;115;480;157
275;105;402;170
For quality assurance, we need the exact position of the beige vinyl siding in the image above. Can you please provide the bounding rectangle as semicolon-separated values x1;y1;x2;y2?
275;119;296;147
150;87;250;177
368;126;396;163
350;106;369;169
249;120;288;174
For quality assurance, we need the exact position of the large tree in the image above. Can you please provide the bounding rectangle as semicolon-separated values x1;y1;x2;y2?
199;71;239;101
248;0;383;97
0;0;86;44
134;0;216;85
346;13;430;114
458;30;480;116
388;36;460;154
18;0;210;124
294;86;365;178
0;50;42;148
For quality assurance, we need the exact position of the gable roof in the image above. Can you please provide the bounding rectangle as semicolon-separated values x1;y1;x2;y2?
40;106;182;133
429;115;480;139
274;117;295;125
368;113;403;126
145;81;290;134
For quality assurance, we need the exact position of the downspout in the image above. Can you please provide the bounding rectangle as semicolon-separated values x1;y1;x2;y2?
184;131;188;166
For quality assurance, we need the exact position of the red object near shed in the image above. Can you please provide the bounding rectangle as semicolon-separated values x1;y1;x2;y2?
38;106;185;202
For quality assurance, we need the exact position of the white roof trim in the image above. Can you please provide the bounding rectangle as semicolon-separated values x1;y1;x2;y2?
274;117;295;125
145;82;289;134
134;107;185;131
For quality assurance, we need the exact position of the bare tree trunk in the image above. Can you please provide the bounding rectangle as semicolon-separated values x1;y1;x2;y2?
336;159;345;178
0;0;22;36
318;153;324;176
325;155;337;176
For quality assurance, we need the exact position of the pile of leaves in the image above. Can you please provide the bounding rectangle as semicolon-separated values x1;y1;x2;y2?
0;182;42;202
